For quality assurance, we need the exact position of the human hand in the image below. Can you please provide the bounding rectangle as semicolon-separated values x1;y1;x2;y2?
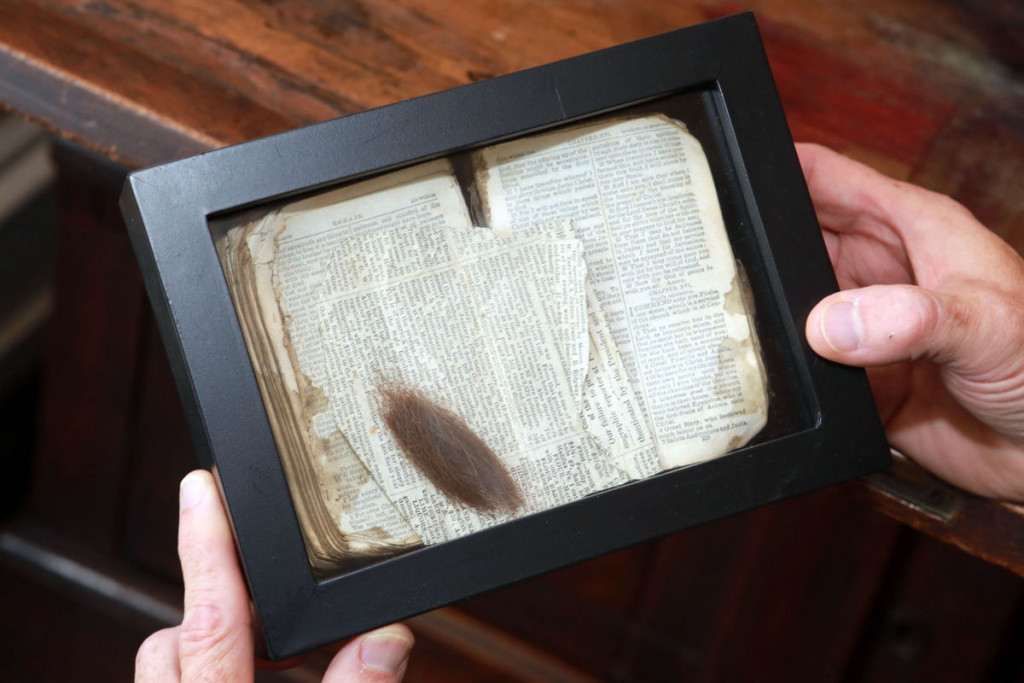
798;143;1024;501
135;470;414;682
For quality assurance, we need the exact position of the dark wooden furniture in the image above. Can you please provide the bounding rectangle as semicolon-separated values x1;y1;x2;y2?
2;1;1023;680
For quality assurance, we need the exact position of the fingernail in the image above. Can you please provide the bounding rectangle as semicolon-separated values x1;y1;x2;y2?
360;630;412;674
180;472;207;511
822;300;862;352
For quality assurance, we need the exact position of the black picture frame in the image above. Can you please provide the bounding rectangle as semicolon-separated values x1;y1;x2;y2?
120;12;890;659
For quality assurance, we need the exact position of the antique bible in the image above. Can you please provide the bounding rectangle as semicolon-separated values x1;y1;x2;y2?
217;114;769;575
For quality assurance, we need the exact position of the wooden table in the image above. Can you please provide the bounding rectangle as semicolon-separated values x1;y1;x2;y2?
1;1;1023;680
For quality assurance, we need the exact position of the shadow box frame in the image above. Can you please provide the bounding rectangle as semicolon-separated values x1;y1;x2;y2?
120;12;890;660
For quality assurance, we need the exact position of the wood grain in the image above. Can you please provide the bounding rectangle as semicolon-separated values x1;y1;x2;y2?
2;0;1024;680
848;531;1024;682
0;0;1016;172
25;144;145;553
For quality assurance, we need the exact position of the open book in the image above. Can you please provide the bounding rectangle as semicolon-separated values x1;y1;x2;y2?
217;114;769;574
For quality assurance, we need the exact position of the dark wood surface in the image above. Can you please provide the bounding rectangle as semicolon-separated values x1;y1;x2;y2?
1;0;1023;680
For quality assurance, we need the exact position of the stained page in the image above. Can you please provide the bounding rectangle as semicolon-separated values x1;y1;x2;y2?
475;115;768;467
313;221;658;544
225;160;473;561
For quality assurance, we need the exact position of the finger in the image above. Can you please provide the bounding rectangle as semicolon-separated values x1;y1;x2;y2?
808;282;1024;383
796;143;936;238
795;143;1007;283
177;470;253;682
892;424;1024;502
805;284;968;368
323;624;414;683
884;370;1024;502
135;627;181;682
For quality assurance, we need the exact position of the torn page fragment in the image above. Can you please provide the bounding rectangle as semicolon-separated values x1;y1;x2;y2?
474;115;769;468
313;221;658;545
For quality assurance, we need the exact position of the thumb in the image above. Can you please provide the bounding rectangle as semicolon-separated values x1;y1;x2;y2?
806;284;962;367
322;624;414;683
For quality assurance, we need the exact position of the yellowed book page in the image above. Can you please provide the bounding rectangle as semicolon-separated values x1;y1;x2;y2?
313;221;658;545
245;159;473;548
475;115;768;468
